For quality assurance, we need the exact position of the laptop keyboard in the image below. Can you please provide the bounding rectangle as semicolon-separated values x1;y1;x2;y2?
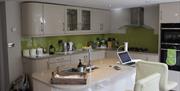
126;62;135;65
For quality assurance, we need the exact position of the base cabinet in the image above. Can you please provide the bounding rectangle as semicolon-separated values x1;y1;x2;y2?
23;50;106;74
48;55;71;70
23;58;48;74
105;50;159;62
33;79;52;91
129;52;159;62
91;50;105;60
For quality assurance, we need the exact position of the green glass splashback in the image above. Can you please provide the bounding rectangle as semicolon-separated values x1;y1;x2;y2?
21;34;105;52
21;26;158;53
105;26;158;53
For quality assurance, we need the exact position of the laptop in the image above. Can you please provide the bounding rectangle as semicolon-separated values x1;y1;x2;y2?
117;51;140;65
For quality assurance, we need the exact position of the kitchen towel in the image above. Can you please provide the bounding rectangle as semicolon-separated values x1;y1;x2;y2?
166;49;176;66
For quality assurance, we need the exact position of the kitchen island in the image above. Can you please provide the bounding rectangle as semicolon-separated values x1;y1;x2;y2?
32;58;136;91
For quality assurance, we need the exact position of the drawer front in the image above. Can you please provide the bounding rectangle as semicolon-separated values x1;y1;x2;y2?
48;56;70;69
71;53;88;65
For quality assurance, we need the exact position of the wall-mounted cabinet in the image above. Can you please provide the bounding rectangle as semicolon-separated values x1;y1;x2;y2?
21;2;110;37
160;2;180;23
22;3;65;37
65;6;93;34
43;4;65;36
65;7;78;32
92;9;110;34
22;3;44;36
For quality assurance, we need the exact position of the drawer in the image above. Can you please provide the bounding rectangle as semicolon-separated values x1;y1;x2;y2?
48;56;71;70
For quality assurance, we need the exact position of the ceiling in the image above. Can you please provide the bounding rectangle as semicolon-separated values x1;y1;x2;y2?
10;0;180;9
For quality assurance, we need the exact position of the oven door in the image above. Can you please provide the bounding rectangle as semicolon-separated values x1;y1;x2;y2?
160;44;180;71
161;29;180;43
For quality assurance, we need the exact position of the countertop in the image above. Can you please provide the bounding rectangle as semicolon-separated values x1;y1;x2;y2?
23;48;158;60
32;58;136;91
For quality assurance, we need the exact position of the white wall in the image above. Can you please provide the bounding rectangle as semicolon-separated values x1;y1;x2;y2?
5;1;23;83
110;5;159;34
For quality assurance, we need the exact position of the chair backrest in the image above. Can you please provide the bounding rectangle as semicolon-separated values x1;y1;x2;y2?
136;61;168;91
135;73;161;91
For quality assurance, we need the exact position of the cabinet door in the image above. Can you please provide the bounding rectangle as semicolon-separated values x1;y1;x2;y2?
160;2;180;23
92;9;103;34
22;3;44;36
91;50;105;60
103;11;110;33
48;56;71;70
23;58;48;74
80;8;92;31
147;54;159;62
44;4;65;36
70;53;88;65
65;7;78;32
92;9;110;34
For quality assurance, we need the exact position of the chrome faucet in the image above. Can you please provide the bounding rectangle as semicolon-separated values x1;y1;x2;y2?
87;48;92;66
87;48;93;72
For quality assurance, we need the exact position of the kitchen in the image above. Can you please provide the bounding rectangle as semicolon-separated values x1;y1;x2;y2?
0;0;180;91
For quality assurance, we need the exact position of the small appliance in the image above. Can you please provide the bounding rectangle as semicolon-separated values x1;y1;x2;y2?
23;49;30;57
30;49;37;57
68;42;74;51
36;48;43;57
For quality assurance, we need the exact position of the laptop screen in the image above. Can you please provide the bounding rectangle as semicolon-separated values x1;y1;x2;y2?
117;51;131;63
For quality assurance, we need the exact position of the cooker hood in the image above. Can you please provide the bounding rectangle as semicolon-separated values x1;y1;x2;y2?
130;7;144;26
116;7;153;34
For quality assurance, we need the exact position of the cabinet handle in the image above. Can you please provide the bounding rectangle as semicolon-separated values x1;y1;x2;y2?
56;58;64;61
63;22;65;31
100;24;103;31
40;23;44;32
102;24;104;31
78;23;82;30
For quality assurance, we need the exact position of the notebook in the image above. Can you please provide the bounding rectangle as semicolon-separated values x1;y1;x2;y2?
117;51;140;65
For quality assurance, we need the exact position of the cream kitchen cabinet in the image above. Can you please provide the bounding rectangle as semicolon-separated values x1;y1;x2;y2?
160;2;180;23
22;3;44;36
23;58;48;74
70;53;89;65
43;4;65;36
22;2;110;36
22;3;65;37
48;55;71;70
105;50;159;62
129;52;159;62
92;9;110;34
64;6;93;35
69;50;106;65
91;50;106;60
105;50;119;59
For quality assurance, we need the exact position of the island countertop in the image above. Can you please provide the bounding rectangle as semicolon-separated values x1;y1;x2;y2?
32;58;136;91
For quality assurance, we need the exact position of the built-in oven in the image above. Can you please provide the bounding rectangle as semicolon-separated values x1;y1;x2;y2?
161;23;180;43
160;23;180;71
